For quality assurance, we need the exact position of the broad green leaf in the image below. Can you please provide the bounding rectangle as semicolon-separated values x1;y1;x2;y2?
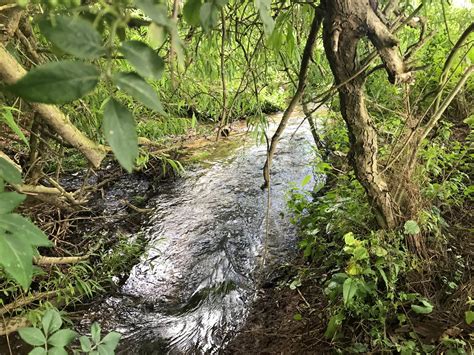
103;99;138;173
8;61;99;104
344;232;356;246
47;347;68;355
98;344;114;355
120;41;165;80
353;246;369;260
41;309;62;336
135;0;170;27
324;313;344;339
113;73;165;114
100;332;121;350
0;233;34;289
463;114;474;127
80;336;92;352
18;327;46;346
0;192;25;214
200;2;218;31
346;262;362;276
47;329;78;347
183;0;203;26
148;23;166;49
91;322;101;344
404;220;420;235
29;347;47;355
0;214;52;247
1;109;29;146
0;157;21;184
39;16;105;59
465;310;474;325
411;299;433;314
342;278;357;305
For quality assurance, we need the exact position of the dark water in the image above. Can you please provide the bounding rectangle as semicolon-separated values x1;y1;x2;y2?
89;115;318;354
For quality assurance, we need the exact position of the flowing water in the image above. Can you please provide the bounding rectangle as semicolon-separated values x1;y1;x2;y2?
90;114;318;354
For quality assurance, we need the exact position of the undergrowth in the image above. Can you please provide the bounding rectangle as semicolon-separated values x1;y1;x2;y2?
286;112;473;354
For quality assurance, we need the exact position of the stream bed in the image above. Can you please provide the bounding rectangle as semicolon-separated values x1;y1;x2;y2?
90;114;317;354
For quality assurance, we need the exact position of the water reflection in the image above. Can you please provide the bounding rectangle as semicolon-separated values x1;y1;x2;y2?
99;115;317;354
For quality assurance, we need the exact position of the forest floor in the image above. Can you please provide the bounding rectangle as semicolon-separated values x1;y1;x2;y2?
225;210;473;354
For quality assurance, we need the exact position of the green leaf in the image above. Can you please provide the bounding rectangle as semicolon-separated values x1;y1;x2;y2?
0;214;52;247
377;266;389;289
8;61;99;104
465;310;474;325
47;347;68;355
342;278;357;305
29;347;47;355
113;73;165;114
41;309;62;336
344;232;356;246
200;2;218;31
301;174;311;187
324;313;344;339
91;322;101;344
183;0;203;26
47;329;78;347
100;332;121;350
39;16;105;59
103;98;138;173
254;0;275;35
404;220;420;235
98;344;114;355
80;336;92;352
135;0;170;27
352;246;369;260
373;246;388;257
289;278;301;290
293;313;302;321
411;299;433;314
0;233;34;289
18;327;46;346
1;109;29;146
0;157;22;185
120;41;165;80
0;192;25;214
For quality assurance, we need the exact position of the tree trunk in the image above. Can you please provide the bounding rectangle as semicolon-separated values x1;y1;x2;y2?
0;44;106;168
321;0;412;229
262;8;323;187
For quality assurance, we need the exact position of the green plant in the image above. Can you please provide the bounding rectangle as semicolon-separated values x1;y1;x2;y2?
78;322;121;355
18;308;121;355
19;308;77;355
0;157;51;289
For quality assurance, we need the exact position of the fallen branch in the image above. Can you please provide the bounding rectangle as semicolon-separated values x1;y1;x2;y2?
0;316;29;336
0;291;57;316
0;44;107;168
34;255;89;265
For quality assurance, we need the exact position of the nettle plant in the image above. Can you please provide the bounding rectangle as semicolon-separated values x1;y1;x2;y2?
18;308;121;355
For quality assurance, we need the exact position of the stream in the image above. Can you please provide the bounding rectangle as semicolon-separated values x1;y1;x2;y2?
89;114;318;354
